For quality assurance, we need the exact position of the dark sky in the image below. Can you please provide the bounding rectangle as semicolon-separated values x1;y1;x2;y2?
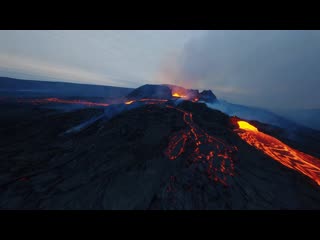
0;30;319;110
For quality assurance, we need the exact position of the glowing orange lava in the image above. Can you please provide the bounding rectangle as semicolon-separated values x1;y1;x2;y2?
16;95;237;186
18;97;170;107
236;120;320;185
238;121;258;132
139;98;168;102
172;93;186;98
134;98;168;105
165;105;237;186
21;98;110;107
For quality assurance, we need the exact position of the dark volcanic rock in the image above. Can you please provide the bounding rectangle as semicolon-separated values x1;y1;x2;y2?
0;77;133;98
199;90;217;103
187;89;200;99
0;102;320;209
166;84;200;100
126;84;172;100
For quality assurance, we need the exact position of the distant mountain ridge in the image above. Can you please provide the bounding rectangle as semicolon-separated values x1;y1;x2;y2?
208;100;320;131
206;100;311;130
0;77;134;98
1;77;318;131
274;108;320;131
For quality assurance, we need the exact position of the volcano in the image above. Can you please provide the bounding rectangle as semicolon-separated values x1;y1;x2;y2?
0;80;320;209
199;90;217;103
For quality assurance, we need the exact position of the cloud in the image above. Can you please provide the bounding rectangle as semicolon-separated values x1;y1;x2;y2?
165;30;320;110
0;30;205;89
0;54;138;87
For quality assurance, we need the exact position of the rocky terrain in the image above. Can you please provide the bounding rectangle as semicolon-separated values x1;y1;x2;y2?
0;98;319;209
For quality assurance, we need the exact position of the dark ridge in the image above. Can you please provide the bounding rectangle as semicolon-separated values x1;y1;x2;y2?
199;90;217;103
0;77;134;98
126;84;172;100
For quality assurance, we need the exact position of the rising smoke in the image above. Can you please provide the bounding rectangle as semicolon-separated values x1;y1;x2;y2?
163;30;320;110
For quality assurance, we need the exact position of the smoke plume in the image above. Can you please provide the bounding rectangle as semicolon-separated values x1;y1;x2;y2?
163;30;320;110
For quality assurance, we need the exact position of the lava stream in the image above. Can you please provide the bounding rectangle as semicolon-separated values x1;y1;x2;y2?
172;93;187;98
136;98;168;104
165;105;237;186
16;97;169;107
235;120;320;185
19;98;110;107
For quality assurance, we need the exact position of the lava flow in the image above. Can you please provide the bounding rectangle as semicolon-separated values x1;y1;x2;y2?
172;93;186;98
165;105;237;186
235;119;320;185
124;98;168;105
19;97;110;107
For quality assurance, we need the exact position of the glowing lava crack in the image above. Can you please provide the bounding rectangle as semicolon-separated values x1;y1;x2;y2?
14;96;320;187
165;106;238;186
235;120;320;186
20;98;110;107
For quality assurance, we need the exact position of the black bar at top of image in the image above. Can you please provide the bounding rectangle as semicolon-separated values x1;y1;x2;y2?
1;4;320;30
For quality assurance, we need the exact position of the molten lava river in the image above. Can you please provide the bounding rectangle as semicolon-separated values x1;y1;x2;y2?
12;96;320;186
235;120;320;185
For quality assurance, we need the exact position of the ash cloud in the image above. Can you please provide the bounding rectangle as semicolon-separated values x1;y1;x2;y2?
168;30;320;110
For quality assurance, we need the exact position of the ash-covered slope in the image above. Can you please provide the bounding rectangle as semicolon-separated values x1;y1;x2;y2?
0;101;319;209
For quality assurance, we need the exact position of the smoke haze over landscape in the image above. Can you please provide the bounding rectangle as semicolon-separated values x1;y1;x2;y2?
162;30;320;110
0;30;319;122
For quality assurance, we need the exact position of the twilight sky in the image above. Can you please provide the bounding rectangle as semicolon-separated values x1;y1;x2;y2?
0;30;319;110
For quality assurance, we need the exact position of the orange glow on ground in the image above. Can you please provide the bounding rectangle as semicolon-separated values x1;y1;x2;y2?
237;121;258;132
20;98;169;107
165;105;237;186
172;93;186;98
22;98;110;107
235;120;320;185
